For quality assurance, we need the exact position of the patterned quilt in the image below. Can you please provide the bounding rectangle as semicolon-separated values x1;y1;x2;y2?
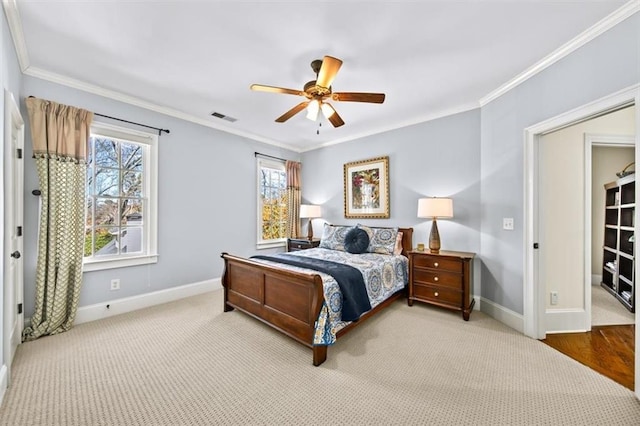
252;248;408;345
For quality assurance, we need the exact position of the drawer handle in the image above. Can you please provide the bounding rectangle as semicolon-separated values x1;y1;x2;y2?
434;292;439;297
434;262;439;267
434;276;439;282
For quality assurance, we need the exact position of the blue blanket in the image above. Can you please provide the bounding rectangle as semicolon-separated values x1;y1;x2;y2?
251;253;371;321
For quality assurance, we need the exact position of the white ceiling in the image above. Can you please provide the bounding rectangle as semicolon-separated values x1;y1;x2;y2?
5;0;633;152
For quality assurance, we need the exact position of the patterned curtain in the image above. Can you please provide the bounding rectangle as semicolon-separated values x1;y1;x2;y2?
286;161;302;238
23;97;93;341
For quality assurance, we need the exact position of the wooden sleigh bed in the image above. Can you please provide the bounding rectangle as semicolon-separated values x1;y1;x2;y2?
220;227;413;366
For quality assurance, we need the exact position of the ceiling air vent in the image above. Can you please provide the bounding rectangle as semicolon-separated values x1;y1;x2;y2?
210;111;237;123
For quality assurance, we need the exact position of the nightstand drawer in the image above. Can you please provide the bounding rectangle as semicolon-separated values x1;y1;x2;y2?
287;238;320;252
411;255;462;273
290;242;311;250
413;269;461;288
412;284;462;306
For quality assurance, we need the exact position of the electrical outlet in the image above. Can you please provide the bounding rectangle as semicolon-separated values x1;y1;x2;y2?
503;218;514;230
110;279;120;291
550;291;558;305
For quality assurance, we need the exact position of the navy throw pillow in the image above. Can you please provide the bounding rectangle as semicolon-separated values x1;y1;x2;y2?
344;227;370;254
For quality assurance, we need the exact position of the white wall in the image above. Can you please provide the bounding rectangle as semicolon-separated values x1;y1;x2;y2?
538;106;635;311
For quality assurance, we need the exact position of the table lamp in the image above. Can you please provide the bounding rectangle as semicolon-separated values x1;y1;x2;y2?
417;197;453;253
300;204;322;240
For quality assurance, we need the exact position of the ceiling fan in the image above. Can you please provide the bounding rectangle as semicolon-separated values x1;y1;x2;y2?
250;55;385;128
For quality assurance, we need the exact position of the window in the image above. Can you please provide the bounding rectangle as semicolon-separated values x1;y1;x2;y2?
84;122;158;271
256;157;287;249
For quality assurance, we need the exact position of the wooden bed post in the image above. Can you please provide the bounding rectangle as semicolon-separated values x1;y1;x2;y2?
220;252;234;312
313;346;327;366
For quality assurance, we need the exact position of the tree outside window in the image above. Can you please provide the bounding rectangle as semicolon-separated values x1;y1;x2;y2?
85;136;145;258
257;159;287;245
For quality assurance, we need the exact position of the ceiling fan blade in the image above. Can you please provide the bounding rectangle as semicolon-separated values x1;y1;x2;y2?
316;56;343;88
331;92;386;103
321;103;345;128
250;84;304;96
275;101;309;123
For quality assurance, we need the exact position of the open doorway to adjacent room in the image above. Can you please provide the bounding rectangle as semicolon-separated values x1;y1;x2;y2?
535;104;636;391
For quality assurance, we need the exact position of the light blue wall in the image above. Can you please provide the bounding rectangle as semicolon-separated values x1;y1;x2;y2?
480;13;640;314
302;109;482;264
21;76;299;316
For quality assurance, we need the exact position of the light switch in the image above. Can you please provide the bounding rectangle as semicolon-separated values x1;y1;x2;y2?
503;218;514;230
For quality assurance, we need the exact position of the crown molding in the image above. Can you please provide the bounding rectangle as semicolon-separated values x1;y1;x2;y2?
2;0;30;71
23;66;301;152
480;0;640;106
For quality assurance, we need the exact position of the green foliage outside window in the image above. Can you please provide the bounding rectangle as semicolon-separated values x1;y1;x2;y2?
261;192;288;240
260;164;287;241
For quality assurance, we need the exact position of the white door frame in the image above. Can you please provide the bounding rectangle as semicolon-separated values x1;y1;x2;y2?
3;90;24;388
524;83;640;396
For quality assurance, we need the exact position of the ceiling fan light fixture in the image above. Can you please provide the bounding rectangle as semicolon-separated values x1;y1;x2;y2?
321;102;335;119
306;99;320;121
251;55;384;128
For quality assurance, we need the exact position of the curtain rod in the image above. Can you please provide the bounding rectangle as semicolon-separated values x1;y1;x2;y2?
27;96;170;136
94;113;170;136
254;152;289;162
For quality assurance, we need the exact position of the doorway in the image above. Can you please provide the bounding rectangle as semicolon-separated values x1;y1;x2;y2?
524;84;640;397
590;138;635;328
540;127;636;390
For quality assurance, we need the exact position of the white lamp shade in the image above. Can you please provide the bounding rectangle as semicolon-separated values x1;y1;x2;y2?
306;100;320;121
300;204;322;218
417;198;453;219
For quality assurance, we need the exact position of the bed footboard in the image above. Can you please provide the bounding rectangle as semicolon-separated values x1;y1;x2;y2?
221;252;327;365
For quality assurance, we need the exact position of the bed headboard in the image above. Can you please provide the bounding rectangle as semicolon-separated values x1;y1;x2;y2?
398;228;413;256
330;225;413;257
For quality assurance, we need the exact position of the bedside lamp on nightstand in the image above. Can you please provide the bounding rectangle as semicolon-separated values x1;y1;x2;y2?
417;197;453;254
300;204;322;240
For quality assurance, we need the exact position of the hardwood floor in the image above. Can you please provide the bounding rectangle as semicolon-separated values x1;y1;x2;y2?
542;325;635;390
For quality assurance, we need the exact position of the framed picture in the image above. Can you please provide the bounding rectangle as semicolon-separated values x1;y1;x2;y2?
344;156;390;218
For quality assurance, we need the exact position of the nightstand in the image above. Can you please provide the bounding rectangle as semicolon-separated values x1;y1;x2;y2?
408;250;475;321
287;238;321;252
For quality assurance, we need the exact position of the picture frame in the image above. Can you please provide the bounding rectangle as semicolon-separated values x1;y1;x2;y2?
343;156;390;218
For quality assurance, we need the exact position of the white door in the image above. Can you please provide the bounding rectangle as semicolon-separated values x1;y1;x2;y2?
3;90;24;384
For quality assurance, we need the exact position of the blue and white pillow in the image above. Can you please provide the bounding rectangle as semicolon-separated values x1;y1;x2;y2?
319;224;352;251
357;224;399;255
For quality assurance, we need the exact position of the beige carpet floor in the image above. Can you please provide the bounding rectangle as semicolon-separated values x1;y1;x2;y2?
592;284;635;326
1;289;639;425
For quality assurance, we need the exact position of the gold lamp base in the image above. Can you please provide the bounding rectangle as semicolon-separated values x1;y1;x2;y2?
429;218;441;253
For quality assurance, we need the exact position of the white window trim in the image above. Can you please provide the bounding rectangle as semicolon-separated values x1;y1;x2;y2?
256;156;287;250
83;121;158;272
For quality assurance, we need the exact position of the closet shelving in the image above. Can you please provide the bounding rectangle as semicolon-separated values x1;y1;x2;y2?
601;173;635;312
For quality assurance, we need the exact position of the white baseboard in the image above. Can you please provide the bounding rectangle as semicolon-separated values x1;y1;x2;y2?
473;294;481;312
479;297;524;333
592;274;602;285
0;364;7;408
544;308;587;334
74;278;222;325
